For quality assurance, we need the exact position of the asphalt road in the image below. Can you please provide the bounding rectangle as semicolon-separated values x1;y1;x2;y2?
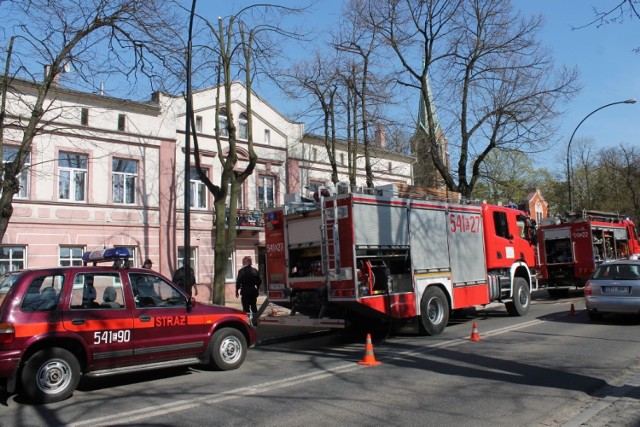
1;290;640;426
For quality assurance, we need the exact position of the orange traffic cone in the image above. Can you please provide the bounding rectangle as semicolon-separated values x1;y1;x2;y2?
358;333;381;366
469;322;481;342
569;303;576;316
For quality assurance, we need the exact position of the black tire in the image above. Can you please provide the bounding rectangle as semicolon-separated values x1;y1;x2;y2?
506;277;530;316
419;286;449;336
587;309;604;321
208;328;247;371
20;348;80;404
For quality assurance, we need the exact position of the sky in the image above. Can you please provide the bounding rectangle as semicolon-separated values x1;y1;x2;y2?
203;0;640;174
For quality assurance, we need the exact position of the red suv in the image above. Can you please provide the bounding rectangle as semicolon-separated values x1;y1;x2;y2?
0;248;257;403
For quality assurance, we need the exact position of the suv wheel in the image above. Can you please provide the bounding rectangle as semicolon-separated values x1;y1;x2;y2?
21;348;80;403
208;328;247;371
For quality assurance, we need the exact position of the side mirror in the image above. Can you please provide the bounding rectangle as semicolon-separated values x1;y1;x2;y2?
187;296;197;312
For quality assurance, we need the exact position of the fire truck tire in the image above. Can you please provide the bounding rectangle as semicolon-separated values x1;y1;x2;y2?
506;277;530;316
20;347;81;404
419;287;449;336
208;328;247;371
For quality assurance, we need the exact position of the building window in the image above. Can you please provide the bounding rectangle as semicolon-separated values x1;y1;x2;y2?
112;158;138;204
217;108;228;137
177;247;197;273
0;246;26;273
535;200;544;223
81;108;89;126
258;175;275;209
118;114;126;131
115;245;138;266
388;162;392;172
308;181;324;193
58;151;87;202
3;146;30;199
340;153;345;166
59;246;84;266
264;129;271;145
312;148;317;162
190;168;208;209
238;112;248;140
195;115;203;133
225;251;235;280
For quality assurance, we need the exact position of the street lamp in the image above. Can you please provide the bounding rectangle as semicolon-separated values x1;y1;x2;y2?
566;99;636;211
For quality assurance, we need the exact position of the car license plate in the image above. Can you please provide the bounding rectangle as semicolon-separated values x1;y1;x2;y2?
268;283;285;290
603;286;630;294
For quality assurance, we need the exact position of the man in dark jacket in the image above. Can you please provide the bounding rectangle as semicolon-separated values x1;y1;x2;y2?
235;256;261;313
172;265;196;296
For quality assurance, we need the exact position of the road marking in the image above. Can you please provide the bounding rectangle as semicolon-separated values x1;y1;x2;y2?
69;318;545;426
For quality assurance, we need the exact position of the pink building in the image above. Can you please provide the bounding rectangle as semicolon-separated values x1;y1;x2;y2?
2;79;414;302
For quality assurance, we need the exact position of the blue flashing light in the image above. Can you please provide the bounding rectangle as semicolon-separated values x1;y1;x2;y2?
82;247;131;264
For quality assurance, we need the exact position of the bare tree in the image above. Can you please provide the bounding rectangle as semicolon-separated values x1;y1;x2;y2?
192;5;303;305
573;1;640;53
0;0;183;242
570;137;598;210
284;51;342;185
356;0;580;198
599;145;640;220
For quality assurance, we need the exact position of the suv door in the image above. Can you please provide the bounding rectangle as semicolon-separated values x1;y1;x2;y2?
128;272;205;363
62;271;135;369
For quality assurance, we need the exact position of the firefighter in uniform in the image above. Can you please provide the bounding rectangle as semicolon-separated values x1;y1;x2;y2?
235;256;261;313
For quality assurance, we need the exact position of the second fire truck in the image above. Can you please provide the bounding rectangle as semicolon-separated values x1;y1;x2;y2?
536;210;640;296
262;184;538;335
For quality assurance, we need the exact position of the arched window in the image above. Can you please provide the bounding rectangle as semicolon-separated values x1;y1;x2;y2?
217;108;228;137
238;112;248;140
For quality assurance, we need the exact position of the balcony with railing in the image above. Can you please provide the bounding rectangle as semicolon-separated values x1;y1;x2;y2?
212;208;265;231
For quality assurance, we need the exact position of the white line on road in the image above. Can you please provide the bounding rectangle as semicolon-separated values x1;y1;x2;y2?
69;318;546;427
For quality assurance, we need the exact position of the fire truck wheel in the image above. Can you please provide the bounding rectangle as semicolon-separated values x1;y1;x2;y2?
506;277;530;316
20;347;81;404
419;287;449;336
208;328;247;371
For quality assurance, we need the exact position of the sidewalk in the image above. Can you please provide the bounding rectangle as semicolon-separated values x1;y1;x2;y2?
224;294;277;313
224;295;330;344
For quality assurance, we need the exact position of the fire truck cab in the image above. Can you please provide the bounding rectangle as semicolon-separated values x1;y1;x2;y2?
263;184;538;336
536;210;640;296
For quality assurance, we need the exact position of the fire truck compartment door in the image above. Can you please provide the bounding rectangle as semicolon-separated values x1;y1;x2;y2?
287;216;322;245
410;207;450;271
353;202;409;246
543;228;570;240
612;227;629;240
447;207;487;284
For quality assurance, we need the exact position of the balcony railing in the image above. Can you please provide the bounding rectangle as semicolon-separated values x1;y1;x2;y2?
213;208;265;230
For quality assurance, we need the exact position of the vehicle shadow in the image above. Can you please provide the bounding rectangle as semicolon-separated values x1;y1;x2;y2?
76;366;194;393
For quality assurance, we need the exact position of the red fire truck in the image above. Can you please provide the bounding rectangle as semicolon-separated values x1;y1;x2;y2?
262;184;538;336
536;210;640;296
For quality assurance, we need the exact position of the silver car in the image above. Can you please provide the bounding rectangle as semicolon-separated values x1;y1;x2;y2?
585;260;640;320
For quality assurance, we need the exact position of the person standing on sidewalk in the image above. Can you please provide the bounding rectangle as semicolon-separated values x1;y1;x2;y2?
173;265;197;296
235;256;261;314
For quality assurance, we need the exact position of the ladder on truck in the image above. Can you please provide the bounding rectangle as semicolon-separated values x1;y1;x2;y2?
320;188;341;279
